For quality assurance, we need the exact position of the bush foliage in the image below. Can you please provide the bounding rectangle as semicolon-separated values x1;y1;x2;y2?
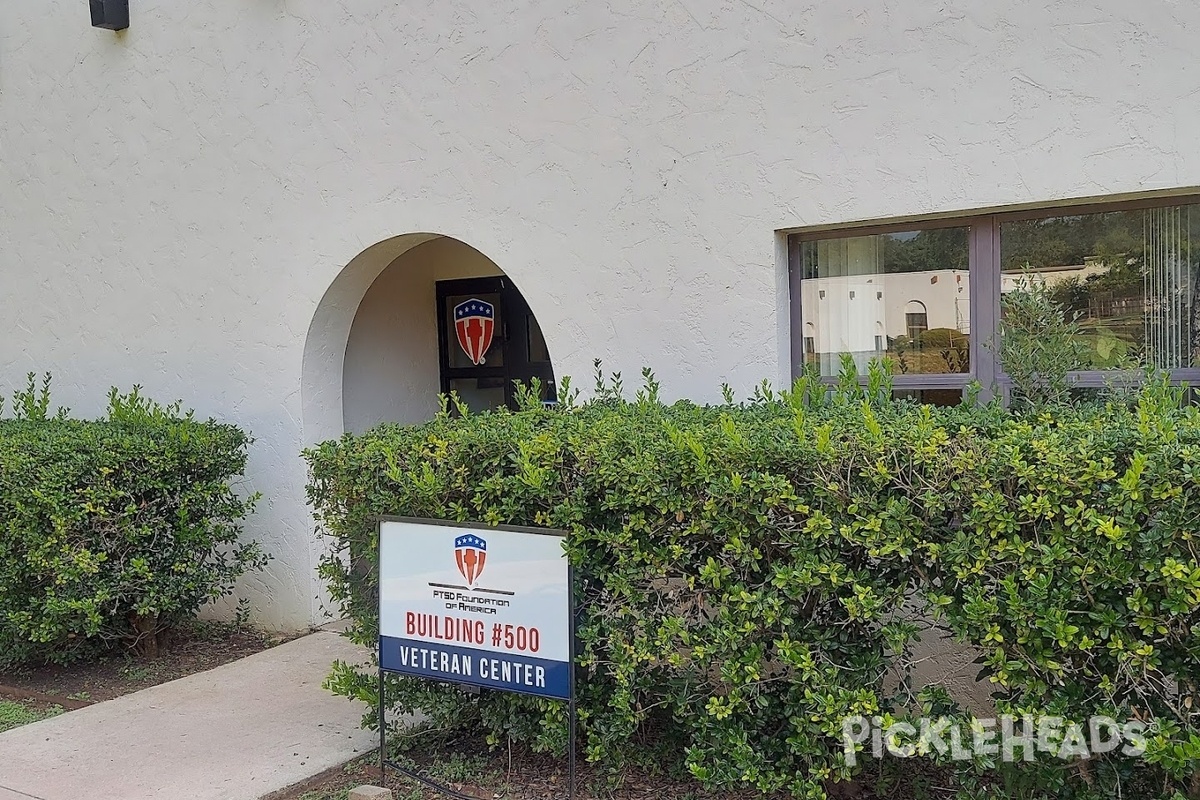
0;375;266;666
306;366;1200;799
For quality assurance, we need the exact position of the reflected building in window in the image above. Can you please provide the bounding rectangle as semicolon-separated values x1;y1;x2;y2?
798;228;971;376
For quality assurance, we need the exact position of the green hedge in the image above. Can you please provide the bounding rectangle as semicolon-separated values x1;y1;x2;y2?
306;372;1200;800
0;378;266;666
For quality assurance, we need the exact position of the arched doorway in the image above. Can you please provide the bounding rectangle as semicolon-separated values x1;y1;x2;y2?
302;234;555;441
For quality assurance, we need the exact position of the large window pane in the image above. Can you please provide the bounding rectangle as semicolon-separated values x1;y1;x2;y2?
893;388;965;407
1000;205;1200;370
799;228;971;376
448;377;505;413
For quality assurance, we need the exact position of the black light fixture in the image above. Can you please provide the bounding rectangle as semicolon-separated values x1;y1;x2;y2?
91;0;129;31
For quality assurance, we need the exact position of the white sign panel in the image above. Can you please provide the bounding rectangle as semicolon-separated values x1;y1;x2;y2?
378;518;571;699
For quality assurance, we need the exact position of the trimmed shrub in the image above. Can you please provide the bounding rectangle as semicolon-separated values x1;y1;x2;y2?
916;327;970;351
306;370;1200;799
926;377;1200;798
0;377;266;666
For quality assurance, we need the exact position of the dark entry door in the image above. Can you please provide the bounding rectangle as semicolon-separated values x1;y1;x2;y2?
436;276;555;412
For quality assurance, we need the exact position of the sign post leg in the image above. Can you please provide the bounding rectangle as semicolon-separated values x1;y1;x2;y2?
568;696;577;800
378;670;386;789
568;562;577;800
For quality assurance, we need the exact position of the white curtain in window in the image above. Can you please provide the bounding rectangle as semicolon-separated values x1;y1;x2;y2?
1144;206;1199;369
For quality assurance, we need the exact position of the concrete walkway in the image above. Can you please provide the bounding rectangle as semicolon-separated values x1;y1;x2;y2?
0;631;374;800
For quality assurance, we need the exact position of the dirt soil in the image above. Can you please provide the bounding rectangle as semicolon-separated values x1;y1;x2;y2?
0;621;302;715
266;752;762;800
264;733;920;800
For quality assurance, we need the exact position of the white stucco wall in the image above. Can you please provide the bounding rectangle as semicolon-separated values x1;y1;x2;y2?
3;0;1199;626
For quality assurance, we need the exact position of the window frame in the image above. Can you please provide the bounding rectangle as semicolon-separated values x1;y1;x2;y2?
435;276;557;410
905;311;930;340
787;195;1200;401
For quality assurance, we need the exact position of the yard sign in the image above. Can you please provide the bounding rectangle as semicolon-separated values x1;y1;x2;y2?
378;517;572;699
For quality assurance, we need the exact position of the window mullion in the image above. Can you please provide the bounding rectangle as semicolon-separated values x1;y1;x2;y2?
969;217;1001;402
787;235;804;382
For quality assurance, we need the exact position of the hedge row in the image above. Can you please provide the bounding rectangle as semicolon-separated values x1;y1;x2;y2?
306;372;1200;800
0;379;266;666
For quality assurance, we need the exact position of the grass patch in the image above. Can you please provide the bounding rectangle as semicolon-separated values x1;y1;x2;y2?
0;699;63;733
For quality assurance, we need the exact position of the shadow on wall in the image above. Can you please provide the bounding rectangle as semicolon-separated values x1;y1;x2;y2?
883;606;995;716
341;237;504;434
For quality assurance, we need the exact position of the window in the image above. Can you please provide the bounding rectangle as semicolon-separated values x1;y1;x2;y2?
1000;206;1199;374
792;226;970;379
436;277;557;412
788;195;1200;402
904;301;930;339
905;313;929;338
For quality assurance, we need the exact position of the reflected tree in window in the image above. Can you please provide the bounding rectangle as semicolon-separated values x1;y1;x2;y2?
1001;206;1200;371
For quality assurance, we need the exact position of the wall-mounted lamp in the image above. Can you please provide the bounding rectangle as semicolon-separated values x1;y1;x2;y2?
91;0;129;31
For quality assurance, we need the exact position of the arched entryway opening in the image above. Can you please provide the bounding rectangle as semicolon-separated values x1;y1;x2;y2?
302;233;555;444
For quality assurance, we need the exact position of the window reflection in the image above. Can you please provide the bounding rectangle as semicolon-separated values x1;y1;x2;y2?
528;315;551;363
799;228;971;376
1000;205;1200;370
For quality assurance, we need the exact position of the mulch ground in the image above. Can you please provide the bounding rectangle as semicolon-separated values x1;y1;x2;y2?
0;620;301;716
265;733;956;800
266;743;768;800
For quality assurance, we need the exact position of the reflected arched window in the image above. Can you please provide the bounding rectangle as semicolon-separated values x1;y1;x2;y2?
904;300;928;340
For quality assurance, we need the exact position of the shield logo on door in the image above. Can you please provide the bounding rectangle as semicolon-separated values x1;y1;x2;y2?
453;298;495;366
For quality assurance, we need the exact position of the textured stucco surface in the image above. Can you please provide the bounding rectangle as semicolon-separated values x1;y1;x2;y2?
3;0;1200;625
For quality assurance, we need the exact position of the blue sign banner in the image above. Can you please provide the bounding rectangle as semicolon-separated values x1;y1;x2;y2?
380;635;571;699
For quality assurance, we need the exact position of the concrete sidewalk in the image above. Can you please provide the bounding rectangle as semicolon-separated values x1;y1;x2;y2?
0;631;374;800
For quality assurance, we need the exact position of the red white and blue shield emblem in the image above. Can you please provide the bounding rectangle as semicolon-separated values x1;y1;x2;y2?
453;299;495;366
454;534;487;586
